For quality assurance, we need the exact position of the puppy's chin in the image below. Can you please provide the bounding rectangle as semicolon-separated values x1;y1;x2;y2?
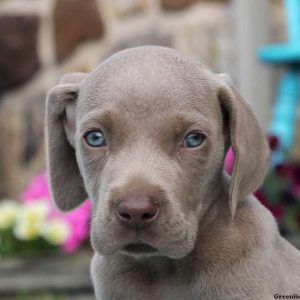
91;233;197;260
92;237;195;260
118;242;159;258
91;236;159;257
119;243;194;260
91;217;198;259
156;244;195;259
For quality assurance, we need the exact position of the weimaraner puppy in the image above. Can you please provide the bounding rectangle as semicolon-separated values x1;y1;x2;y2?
45;46;300;300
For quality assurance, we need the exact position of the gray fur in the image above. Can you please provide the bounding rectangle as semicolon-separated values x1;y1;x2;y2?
45;46;300;300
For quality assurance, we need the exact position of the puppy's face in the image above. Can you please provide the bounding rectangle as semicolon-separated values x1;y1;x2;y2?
45;47;269;259
78;66;225;258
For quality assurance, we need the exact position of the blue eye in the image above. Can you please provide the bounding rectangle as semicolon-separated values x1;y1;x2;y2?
84;130;106;147
183;131;205;148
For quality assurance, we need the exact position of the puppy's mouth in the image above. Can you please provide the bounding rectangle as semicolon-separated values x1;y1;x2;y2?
123;242;158;254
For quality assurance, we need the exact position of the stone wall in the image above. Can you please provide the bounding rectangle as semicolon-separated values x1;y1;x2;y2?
0;0;292;199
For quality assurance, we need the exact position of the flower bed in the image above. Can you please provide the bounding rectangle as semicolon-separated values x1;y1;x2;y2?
0;172;91;257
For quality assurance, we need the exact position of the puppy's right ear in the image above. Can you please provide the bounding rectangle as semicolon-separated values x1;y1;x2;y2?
45;72;88;211
217;74;270;217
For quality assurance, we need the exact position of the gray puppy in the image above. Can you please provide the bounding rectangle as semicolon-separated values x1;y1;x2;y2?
45;46;300;300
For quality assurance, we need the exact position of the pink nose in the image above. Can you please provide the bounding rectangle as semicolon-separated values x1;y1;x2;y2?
116;196;159;229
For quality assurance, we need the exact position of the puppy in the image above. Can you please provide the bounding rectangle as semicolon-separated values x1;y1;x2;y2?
45;46;300;300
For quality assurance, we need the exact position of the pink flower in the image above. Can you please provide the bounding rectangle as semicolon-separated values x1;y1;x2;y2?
61;201;91;252
20;172;92;253
21;172;51;203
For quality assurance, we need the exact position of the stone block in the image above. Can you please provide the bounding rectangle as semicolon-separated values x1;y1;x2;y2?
0;15;40;93
54;0;105;62
0;91;46;199
161;0;198;10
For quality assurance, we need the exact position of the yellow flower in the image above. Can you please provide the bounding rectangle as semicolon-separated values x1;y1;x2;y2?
13;201;49;241
42;218;71;245
0;200;20;230
13;220;40;241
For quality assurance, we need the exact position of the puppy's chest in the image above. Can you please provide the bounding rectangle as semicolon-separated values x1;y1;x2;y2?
93;256;195;300
93;255;276;300
100;273;193;300
95;268;261;300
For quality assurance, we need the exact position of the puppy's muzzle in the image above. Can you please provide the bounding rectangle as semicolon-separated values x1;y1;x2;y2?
115;196;159;230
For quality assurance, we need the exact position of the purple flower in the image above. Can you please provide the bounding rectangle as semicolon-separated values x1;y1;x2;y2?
275;163;295;179
255;190;285;219
293;166;300;184
268;134;280;151
281;190;297;206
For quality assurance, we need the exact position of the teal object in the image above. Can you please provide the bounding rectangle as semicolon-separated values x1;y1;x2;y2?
257;0;300;152
271;70;299;149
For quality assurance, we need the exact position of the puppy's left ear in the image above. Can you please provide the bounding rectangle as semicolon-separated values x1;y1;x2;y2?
217;74;270;217
45;72;89;211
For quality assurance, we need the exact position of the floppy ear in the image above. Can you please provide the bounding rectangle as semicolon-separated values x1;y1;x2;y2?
218;74;270;217
45;72;88;211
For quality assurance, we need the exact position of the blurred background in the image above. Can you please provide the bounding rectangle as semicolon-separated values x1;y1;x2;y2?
0;0;299;299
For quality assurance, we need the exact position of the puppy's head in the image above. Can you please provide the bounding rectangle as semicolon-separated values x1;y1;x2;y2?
45;46;269;259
